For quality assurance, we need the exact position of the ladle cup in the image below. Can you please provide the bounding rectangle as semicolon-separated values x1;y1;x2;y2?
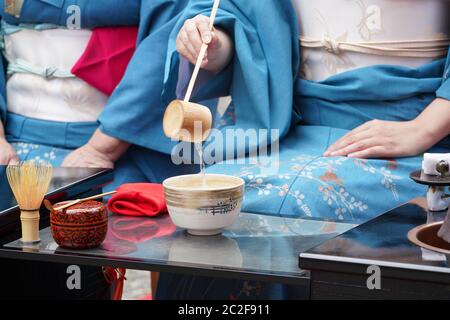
163;0;220;143
163;100;212;143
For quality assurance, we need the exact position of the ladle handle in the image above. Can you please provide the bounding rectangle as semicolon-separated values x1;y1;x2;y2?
184;0;221;103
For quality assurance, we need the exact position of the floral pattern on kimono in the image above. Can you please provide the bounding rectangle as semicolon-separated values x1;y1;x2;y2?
207;125;429;224
11;142;70;166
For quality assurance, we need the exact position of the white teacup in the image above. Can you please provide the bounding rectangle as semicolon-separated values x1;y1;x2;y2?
163;174;245;236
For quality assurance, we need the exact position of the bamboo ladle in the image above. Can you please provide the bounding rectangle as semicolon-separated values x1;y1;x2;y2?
163;0;221;143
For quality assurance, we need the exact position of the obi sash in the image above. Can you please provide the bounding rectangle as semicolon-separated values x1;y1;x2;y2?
5;113;97;149
0;0;140;127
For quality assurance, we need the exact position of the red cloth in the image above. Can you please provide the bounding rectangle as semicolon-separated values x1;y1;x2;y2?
72;26;138;96
110;216;176;243
108;183;167;217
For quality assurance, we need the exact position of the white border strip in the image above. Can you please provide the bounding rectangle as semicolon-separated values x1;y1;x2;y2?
300;253;450;274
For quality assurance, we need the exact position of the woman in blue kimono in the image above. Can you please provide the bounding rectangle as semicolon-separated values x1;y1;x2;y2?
0;0;196;187
154;0;450;299
168;0;450;223
0;0;197;300
0;0;144;300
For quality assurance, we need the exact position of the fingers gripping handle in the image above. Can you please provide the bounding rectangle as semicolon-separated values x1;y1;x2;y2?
184;0;221;103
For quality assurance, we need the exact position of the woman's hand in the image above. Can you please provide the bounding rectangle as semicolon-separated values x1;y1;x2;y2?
324;98;450;159
62;129;130;169
62;143;115;168
0;138;19;165
176;14;234;73
324;119;434;159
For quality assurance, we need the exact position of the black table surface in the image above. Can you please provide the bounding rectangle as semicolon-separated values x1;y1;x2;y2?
299;201;450;283
0;166;113;244
0;165;355;284
1;212;355;285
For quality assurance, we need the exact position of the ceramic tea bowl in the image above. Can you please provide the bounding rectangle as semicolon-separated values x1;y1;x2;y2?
408;221;450;262
163;174;245;236
50;200;108;249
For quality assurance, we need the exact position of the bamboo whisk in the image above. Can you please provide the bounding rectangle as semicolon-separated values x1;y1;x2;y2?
7;161;53;243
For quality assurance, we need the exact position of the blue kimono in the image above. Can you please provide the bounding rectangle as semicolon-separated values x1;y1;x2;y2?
160;0;450;223
2;0;140;26
5;1;450;221
155;0;450;300
0;0;196;185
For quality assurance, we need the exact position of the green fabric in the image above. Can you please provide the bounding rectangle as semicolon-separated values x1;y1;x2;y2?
7;58;74;79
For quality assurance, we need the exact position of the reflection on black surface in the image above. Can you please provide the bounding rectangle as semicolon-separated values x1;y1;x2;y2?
169;234;243;268
0;167;14;212
109;215;176;243
304;203;450;269
4;211;354;278
100;215;178;256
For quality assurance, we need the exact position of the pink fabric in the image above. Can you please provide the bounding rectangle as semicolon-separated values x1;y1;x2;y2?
72;26;138;96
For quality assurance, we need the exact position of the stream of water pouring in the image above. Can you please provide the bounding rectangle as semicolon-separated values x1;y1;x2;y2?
195;142;207;186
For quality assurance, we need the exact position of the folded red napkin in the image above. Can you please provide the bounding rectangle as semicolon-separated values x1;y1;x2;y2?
72;26;138;96
108;183;167;217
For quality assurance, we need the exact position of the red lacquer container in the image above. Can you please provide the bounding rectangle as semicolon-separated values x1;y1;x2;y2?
50;200;108;249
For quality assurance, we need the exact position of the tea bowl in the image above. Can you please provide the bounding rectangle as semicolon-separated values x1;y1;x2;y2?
408;221;450;262
50;200;108;249
163;174;245;236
